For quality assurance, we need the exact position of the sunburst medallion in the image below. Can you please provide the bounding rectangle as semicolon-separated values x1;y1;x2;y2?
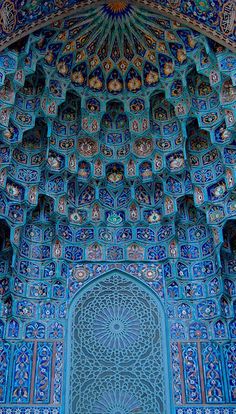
103;0;132;18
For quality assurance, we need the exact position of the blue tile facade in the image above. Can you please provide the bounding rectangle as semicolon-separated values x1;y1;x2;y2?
0;2;235;413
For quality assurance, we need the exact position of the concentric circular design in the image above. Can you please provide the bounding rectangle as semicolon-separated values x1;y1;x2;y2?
93;389;141;414
93;305;140;349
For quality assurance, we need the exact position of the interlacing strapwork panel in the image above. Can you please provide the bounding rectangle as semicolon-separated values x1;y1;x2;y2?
69;273;167;414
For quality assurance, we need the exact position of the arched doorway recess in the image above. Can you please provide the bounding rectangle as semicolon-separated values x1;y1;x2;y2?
66;271;171;414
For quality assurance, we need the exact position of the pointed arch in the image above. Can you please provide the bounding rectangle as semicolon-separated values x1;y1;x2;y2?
65;269;172;414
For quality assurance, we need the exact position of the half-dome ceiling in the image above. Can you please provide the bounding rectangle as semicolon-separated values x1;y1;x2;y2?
0;3;234;246
0;0;235;51
34;5;206;95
